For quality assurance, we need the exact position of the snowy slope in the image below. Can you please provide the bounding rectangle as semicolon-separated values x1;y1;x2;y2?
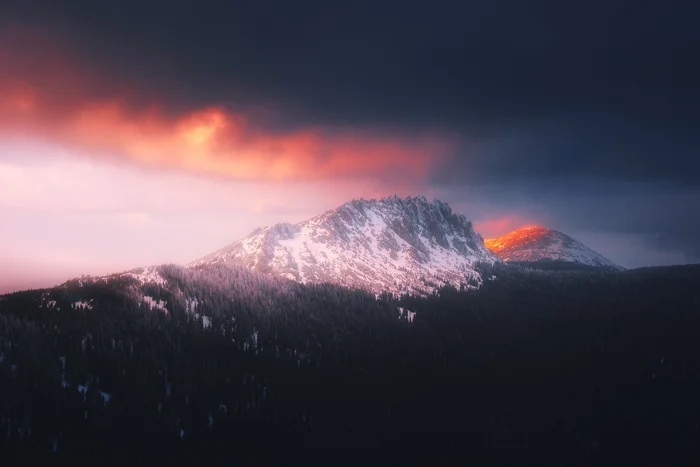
62;267;168;288
484;225;622;269
55;267;171;314
189;196;500;295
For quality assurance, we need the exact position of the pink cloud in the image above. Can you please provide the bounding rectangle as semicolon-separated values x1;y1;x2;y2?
0;27;456;183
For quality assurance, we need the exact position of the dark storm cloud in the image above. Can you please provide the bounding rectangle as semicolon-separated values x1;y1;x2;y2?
432;116;700;187
2;0;698;126
546;183;700;263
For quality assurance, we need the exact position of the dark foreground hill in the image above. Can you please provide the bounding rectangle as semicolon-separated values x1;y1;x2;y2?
1;263;699;466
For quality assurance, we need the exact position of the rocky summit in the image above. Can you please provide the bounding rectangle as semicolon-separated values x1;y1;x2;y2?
485;225;622;269
189;196;500;295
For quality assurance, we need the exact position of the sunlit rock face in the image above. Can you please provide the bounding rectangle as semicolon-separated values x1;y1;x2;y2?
485;225;622;269
189;196;500;295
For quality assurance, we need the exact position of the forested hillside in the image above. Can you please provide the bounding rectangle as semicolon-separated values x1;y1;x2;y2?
1;263;699;465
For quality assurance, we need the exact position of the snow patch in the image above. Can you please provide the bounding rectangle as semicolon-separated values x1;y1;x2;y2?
142;296;168;313
72;300;93;310
185;297;199;314
127;267;167;286
192;313;212;329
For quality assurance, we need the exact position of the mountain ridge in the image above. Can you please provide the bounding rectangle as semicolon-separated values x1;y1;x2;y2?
485;225;622;270
189;195;500;295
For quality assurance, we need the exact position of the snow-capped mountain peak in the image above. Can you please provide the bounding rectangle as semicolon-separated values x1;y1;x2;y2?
189;196;500;295
484;225;622;269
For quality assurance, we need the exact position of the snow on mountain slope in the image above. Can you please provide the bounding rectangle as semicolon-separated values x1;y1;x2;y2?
59;267;168;288
484;225;623;269
189;196;500;295
52;267;171;313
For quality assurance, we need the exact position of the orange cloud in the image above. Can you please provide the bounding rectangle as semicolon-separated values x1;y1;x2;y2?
0;28;455;182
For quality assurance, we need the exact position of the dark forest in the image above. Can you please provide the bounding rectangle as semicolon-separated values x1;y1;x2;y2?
1;263;699;466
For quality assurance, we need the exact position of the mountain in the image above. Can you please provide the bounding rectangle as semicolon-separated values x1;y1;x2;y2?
484;225;623;269
4;263;382;327
189;196;500;295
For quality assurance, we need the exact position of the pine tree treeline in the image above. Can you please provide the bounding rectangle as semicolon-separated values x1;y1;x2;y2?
1;263;699;465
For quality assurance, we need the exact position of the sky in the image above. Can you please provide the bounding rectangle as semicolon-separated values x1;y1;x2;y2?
0;0;698;292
